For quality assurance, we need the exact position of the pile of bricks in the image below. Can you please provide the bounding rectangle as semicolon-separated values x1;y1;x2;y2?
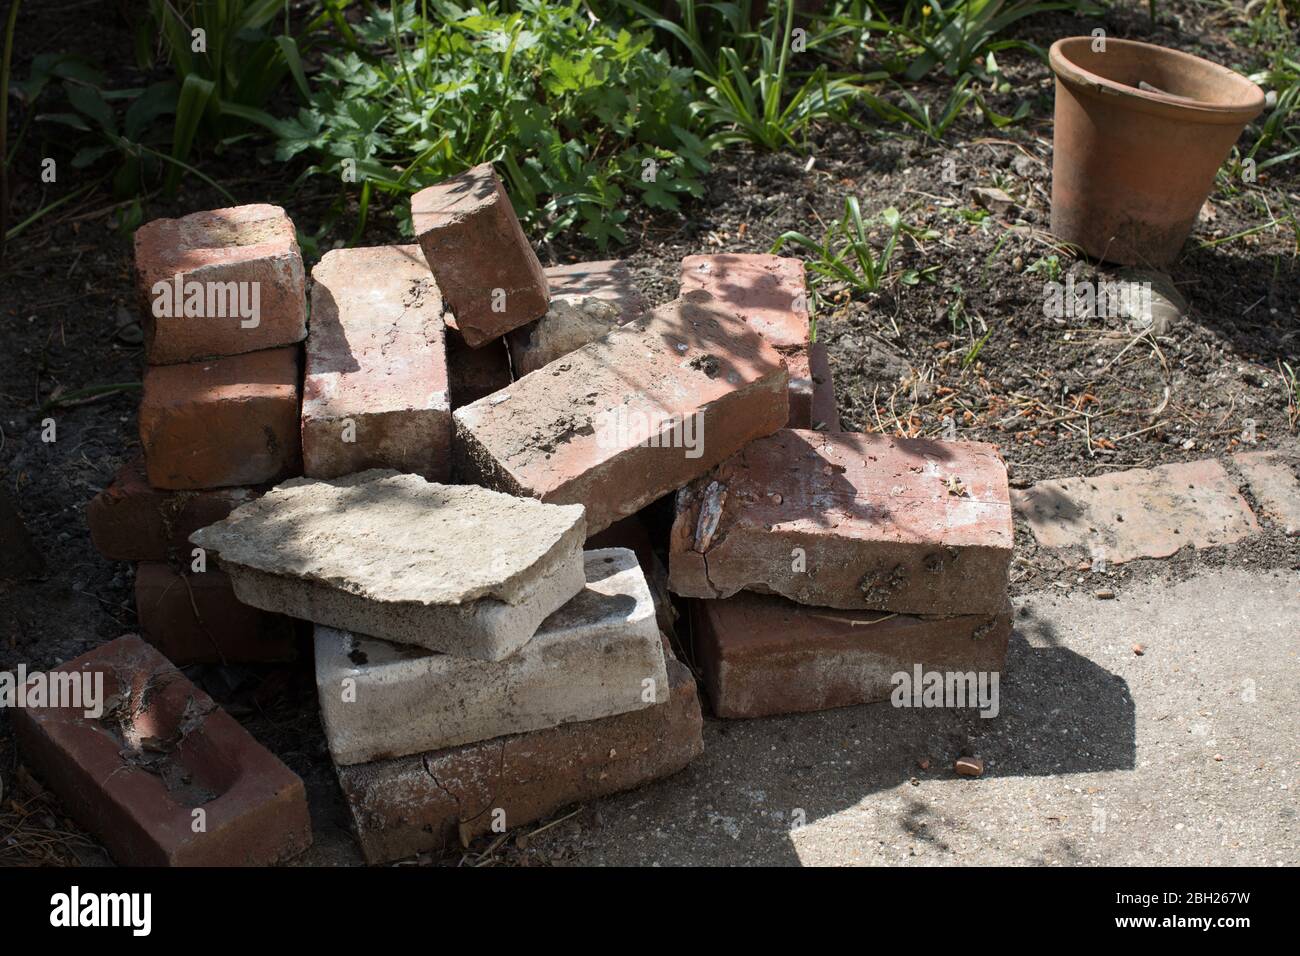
30;159;1016;866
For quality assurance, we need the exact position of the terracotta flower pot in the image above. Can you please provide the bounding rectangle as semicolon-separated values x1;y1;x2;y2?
1049;37;1265;267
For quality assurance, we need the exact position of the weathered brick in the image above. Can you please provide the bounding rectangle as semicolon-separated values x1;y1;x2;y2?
453;292;790;535
134;204;306;364
808;341;840;431
135;562;298;665
316;549;666;765
334;657;703;864
302;245;451;480
669;429;1013;615
690;590;1011;719
785;345;814;429
586;513;675;637
447;327;512;409
679;254;809;351
411;163;548;347
139;346;301;490
1013;458;1260;563
507;260;647;375
87;456;262;562
190;470;587;661
12;635;311;866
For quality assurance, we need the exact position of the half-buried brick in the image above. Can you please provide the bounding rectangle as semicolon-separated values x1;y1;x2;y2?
334;656;703;863
12;635;311;866
1012;458;1260;563
669;429;1013;616
690;591;1011;719
302;245;451;480
190;470;586;660
453;292;790;535
87;456;262;561
316;548;666;765
411;163;548;347
135;562;298;665
134;204;307;365
139;346;301;490
507;260;647;375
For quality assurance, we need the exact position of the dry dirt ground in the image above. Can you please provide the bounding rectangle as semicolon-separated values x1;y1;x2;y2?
0;1;1296;865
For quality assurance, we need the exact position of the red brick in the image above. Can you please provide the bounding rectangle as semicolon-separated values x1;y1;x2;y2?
808;341;840;431
447;327;512;409
411;163;548;347
334;658;702;864
679;254;809;351
669;429;1013;615
87;456;262;562
689;590;1011;719
785;346;814;429
135;562;298;665
453;292;790;534
139;347;301;489
12;635;311;866
302;246;451;480
134;204;306;364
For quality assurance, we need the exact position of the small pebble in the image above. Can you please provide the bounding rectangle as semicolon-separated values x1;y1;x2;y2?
955;756;984;777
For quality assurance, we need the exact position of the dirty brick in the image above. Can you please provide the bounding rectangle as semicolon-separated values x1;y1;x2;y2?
190;470;586;661
690;591;1011;719
334;657;703;864
1012;458;1260;563
453;292;790;535
411;163;549;347
679;254;809;351
507;260;647;374
1232;450;1300;536
668;428;1013;616
134;204;306;364
316;549;666;765
135;562;298;666
87;456;262;561
12;635;311;866
302;245;451;480
139;346;301;490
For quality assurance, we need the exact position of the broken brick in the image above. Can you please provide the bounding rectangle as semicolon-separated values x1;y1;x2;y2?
689;590;1011;719
669;429;1013;616
411;163;549;347
334;657;703;864
135;562;298;666
809;342;840;431
302;245;451;480
453;292;790;535
190;470;587;661
12;635;311;866
1232;450;1299;536
133;204;307;364
139;346;302;490
87;456;262;562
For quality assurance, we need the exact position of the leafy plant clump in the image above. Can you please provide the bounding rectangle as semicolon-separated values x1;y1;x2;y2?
273;0;712;247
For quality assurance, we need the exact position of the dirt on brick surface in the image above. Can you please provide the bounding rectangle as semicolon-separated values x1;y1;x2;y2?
0;1;1296;865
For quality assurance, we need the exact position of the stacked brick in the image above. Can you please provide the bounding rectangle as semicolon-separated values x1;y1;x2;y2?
88;204;309;666
669;429;1015;718
41;160;1017;867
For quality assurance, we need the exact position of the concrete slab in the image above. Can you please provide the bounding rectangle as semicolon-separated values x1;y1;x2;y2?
1013;458;1260;563
316;548;667;765
190;470;586;660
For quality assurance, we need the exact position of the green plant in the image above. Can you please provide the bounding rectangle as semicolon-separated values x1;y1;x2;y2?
861;72;976;139
771;197;938;299
269;1;711;247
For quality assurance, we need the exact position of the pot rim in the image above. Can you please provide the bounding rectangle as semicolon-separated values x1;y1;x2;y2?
1049;37;1265;124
